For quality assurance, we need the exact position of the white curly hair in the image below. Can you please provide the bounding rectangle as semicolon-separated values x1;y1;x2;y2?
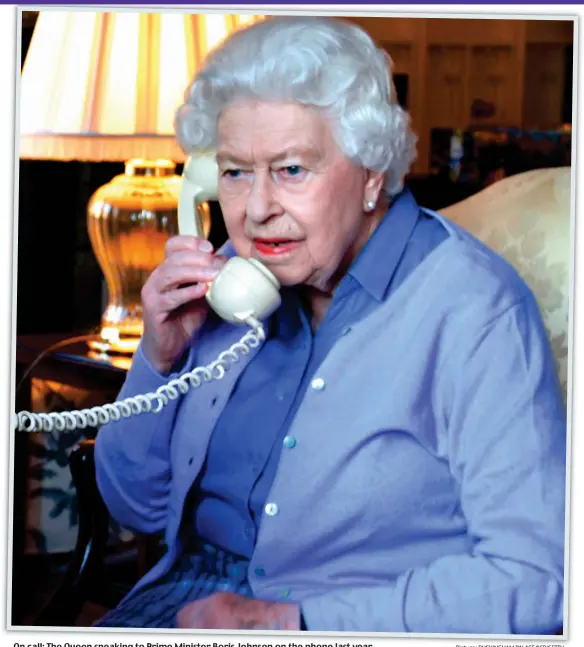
175;15;418;196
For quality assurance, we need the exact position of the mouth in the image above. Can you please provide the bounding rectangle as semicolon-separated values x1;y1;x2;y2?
253;238;301;257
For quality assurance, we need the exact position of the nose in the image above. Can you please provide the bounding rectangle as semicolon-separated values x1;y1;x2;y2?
246;171;282;224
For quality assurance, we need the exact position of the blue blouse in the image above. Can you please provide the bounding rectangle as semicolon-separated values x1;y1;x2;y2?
189;190;448;558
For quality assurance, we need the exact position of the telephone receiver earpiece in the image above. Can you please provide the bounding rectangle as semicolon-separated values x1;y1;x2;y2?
178;154;281;326
178;153;218;238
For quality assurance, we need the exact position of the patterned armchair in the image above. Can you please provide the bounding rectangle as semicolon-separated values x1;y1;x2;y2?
33;167;572;628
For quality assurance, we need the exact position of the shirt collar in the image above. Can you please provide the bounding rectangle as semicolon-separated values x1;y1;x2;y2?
348;188;421;302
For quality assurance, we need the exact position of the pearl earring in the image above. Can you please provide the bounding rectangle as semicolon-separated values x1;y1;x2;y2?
365;200;376;211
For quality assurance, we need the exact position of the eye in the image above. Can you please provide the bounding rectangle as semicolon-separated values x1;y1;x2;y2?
278;165;306;181
223;169;242;179
284;165;302;176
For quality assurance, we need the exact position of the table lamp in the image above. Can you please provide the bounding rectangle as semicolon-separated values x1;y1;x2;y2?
19;9;264;355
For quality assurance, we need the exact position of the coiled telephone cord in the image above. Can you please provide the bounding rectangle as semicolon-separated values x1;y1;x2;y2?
14;318;265;433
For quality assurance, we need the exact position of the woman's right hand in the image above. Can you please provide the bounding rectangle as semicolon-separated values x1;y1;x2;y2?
141;236;227;375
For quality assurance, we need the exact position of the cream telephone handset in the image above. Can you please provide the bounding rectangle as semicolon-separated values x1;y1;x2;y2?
178;154;281;325
14;154;282;433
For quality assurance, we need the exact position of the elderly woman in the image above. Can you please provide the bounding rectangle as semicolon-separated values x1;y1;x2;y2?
93;16;566;634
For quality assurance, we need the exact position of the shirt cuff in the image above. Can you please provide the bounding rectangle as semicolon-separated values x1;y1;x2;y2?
132;339;197;384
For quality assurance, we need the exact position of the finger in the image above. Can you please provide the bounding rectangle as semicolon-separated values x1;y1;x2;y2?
255;621;281;630
277;607;301;630
165;235;214;258
213;254;229;265
165;250;226;271
153;263;220;294
250;616;294;631
278;616;300;630
248;623;271;630
158;283;210;313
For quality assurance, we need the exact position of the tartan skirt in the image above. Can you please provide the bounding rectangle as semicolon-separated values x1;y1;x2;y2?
94;542;253;629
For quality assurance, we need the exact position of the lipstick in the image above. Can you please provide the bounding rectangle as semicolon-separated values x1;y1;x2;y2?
253;238;300;256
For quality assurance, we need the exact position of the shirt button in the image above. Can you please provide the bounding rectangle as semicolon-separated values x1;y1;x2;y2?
254;566;266;577
311;377;326;391
244;525;254;538
283;435;296;449
342;326;352;336
279;588;291;598
265;502;279;516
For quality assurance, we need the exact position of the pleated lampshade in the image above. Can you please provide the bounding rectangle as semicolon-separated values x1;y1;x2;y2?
19;10;264;162
18;10;264;356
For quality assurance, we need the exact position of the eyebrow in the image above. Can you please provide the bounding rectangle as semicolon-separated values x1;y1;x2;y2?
216;147;321;166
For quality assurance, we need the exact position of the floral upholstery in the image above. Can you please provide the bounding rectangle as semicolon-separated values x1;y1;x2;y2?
26;380;132;555
441;167;572;400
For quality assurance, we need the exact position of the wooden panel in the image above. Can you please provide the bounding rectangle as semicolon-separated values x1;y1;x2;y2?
344;16;423;44
383;42;413;74
426;45;468;129
426;18;522;45
523;43;566;127
526;19;574;44
468;46;518;126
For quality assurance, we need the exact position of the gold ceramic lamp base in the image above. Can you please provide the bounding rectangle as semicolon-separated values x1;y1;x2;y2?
87;158;211;355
